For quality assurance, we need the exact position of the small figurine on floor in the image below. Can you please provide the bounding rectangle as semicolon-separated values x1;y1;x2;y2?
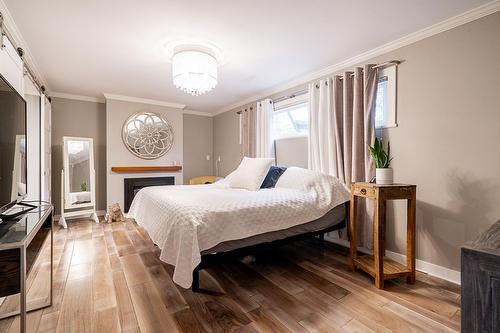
105;203;125;223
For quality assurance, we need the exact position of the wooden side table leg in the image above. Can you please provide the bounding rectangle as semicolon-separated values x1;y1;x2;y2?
407;193;416;284
374;198;386;289
349;193;358;270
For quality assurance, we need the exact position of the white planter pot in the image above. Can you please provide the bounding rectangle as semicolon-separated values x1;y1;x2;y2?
376;168;393;185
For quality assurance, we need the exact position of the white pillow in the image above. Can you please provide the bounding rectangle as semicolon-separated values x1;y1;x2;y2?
276;166;348;194
228;157;274;191
275;167;323;192
276;167;351;211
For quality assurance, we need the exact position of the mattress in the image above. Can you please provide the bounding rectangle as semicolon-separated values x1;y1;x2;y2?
202;203;346;254
127;168;350;288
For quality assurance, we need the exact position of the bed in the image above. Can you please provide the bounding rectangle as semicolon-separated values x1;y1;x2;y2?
127;167;350;290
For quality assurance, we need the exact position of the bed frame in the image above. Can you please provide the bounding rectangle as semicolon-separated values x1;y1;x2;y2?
191;201;350;292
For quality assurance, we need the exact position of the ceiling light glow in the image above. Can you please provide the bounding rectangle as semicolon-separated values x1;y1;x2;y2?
172;50;218;96
165;40;223;96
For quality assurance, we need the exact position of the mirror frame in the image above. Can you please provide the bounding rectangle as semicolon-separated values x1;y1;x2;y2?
62;136;95;210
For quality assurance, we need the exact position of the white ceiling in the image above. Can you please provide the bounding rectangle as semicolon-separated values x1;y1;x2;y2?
4;0;491;112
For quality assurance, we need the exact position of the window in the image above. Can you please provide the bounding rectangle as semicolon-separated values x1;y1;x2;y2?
272;95;309;139
375;65;397;128
375;76;388;126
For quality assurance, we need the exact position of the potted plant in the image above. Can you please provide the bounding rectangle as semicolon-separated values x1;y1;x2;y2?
368;138;393;185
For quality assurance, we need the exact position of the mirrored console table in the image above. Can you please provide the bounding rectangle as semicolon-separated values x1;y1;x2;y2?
0;202;53;333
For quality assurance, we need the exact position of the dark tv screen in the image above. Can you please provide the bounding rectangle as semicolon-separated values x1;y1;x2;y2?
0;74;27;213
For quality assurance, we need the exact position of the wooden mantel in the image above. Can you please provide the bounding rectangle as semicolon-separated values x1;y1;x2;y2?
111;166;182;172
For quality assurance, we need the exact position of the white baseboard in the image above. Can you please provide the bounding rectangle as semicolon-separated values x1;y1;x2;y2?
385;250;461;285
324;236;461;285
53;210;106;222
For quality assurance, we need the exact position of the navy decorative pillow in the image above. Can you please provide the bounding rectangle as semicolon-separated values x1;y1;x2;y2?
260;166;287;189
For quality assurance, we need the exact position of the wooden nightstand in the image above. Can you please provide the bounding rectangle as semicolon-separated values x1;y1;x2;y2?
349;182;416;289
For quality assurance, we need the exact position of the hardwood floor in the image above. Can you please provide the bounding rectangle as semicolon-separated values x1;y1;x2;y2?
0;218;461;333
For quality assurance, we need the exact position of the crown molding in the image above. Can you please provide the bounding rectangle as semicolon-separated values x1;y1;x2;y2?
0;0;48;89
103;93;186;109
214;0;500;116
51;92;105;103
183;109;213;117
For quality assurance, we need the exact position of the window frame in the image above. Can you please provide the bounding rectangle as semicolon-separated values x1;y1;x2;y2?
272;93;309;140
375;65;398;129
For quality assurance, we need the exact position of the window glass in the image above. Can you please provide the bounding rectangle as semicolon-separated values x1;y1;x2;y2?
272;102;309;139
375;65;397;128
375;76;389;128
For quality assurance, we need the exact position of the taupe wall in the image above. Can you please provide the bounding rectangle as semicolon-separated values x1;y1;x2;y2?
51;97;106;214
377;12;500;271
183;114;213;183
212;12;500;272
213;107;247;176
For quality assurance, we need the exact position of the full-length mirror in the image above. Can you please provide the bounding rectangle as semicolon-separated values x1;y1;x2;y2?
60;136;98;228
67;139;91;204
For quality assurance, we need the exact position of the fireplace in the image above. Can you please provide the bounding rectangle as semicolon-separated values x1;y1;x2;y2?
123;176;175;212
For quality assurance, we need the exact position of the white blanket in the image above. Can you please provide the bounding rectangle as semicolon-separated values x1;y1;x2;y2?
127;168;350;288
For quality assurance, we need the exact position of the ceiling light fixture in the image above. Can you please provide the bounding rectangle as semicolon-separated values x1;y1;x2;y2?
166;41;223;96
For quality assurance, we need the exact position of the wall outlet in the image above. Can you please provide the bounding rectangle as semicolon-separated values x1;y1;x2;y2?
206;155;210;161
217;156;221;162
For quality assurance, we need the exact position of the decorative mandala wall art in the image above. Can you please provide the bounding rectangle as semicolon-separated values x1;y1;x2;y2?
122;111;174;159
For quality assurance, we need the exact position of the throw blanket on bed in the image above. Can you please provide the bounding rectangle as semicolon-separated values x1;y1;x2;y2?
127;167;350;288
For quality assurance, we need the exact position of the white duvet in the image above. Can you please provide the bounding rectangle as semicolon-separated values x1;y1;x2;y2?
127;167;350;288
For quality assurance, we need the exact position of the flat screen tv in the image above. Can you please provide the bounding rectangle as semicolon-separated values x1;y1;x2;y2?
0;74;27;215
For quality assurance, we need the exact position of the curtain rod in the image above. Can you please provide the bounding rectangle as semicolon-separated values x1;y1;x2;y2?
315;59;401;87
236;89;308;114
235;59;401;113
236;106;253;115
272;89;308;104
373;60;401;69
0;12;46;95
336;59;400;81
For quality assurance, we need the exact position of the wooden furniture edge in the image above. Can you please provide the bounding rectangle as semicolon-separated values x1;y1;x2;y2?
353;255;412;279
350;182;416;289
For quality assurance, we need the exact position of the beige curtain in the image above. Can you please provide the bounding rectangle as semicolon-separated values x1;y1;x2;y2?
240;106;256;157
309;64;377;247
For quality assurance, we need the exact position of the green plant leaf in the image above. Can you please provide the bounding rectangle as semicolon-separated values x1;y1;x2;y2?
369;138;394;168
